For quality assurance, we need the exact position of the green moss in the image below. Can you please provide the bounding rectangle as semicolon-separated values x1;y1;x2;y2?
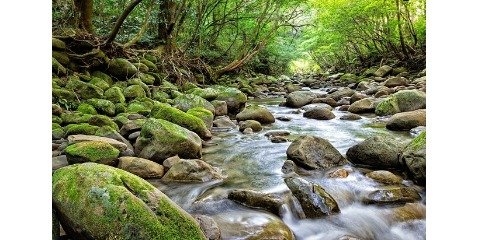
95;126;118;137
140;59;158;71
127;78;151;97
187;107;214;129
52;38;66;50
114;113;130;128
150;103;211;139
393;90;426;112
113;81;128;89
375;97;400;116
106;58;138;79
64;123;100;135
124;85;146;99
52;163;206;240
89;115;119;131
52;123;62;130
133;62;149;73
405;131;426;152
340;73;359;83
172;94;215;113
90;77;111;91
52;115;63;124
139;73;155;85
61;112;93;125
52;127;65;139
52;57;67;76
144;54;158;63
104;86;126;104
65;77;104;100
52;51;70;66
180;82;197;92
87;98;116;116
77;103;98;115
52;104;63;115
152;89;170;102
127;102;151;115
92;71;114;86
52;88;77;101
65;141;119;164
115;103;127;114
187;87;219;101
161;80;179;92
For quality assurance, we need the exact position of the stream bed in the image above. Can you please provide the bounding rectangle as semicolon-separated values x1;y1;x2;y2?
150;93;426;240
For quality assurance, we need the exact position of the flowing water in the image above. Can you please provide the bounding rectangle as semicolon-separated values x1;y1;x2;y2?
150;92;426;240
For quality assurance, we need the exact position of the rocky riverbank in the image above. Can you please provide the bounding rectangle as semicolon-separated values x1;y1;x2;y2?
52;36;426;239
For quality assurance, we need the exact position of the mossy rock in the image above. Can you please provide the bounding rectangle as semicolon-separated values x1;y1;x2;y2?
172;94;215;114
95;125;118;138
52;103;63;116
61;112;93;125
375;97;400;116
362;67;378;77
53;88;77;102
140;59;158;71
150;103;212;140
64;123;100;136
52;127;65;139
106;58;138;80
127;78;151;96
115;103;127;114
187;107;214;130
114;113;131;128
180;82;198;92
92;71;114;86
76;103;98;115
152;89;170;102
139;73;156;85
89;115;119;131
127;102;151;116
52;57;67;76
393;90;426;112
236;105;275;124
124;84;147;100
104;86;126;104
134;118;203;162
161;80;179;92
90;77;111;91
211;85;247;115
133;62;150;73
144;54;158;63
52;122;62;130
86;99;116;116
65;141;120;166
52;38;66;50
187;87;219;101
113;81;128;89
52;51;70;66
65;77;104;100
52;163;207;240
239;120;263;132
401;131;426;185
52;115;63;125
340;73;358;83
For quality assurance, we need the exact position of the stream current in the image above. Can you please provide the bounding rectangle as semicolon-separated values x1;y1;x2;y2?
150;90;426;240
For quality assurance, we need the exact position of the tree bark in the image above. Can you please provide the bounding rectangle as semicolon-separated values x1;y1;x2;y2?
158;0;176;53
74;0;93;33
104;0;144;44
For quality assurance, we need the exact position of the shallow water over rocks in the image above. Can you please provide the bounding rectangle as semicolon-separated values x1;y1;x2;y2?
150;92;425;240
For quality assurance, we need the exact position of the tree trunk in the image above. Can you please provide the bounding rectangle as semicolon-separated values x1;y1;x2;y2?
396;0;409;59
158;0;176;53
104;0;144;45
74;0;93;33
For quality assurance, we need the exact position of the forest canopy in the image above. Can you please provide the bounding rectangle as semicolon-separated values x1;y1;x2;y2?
52;0;426;78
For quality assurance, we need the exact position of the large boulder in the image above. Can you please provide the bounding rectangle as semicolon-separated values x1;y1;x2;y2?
375;90;426;116
150;103;212;140
188;87;220;101
374;65;393;77
172;94;215;114
348;98;378;114
400;131;426;185
86;99;116;116
285;177;340;218
346;135;405;169
303;108;335;120
162;159;223;182
236;105;275;124
52;163;207;240
384;76;408;87
227;189;286;217
134;118;202;163
187;107;214;130
65;78;104;100
212;116;237;128
211;85;247;115
386;109;426;131
285;91;317;108
64;141;120;166
106;58;138;79
104;86;126;104
327;87;355;101
286;135;348;170
117;156;165;179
